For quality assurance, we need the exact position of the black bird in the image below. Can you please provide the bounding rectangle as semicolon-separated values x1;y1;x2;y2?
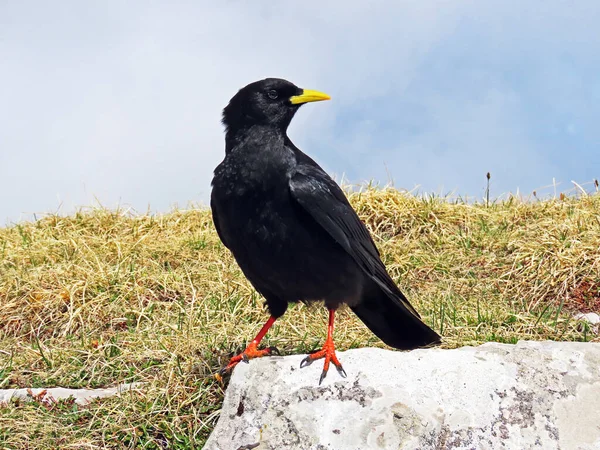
211;78;440;384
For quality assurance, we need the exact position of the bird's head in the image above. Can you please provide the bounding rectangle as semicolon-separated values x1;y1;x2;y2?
222;78;330;136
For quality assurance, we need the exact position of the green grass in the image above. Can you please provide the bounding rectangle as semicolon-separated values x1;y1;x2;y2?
1;187;599;448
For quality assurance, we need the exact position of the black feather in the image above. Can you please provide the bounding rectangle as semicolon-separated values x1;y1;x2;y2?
211;78;440;351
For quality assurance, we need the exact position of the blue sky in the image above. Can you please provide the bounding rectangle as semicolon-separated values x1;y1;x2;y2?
1;1;599;224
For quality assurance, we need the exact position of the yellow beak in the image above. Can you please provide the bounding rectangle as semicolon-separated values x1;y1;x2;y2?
289;89;331;105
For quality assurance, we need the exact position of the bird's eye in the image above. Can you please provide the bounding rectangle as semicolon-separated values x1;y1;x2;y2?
267;90;279;100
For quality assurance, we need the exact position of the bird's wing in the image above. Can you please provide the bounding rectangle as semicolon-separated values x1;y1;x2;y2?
210;193;230;250
289;164;420;318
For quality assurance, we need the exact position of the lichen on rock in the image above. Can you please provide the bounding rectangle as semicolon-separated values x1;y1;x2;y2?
204;341;600;450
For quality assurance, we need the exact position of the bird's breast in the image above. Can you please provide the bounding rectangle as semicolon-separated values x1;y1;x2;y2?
212;149;363;304
212;145;298;247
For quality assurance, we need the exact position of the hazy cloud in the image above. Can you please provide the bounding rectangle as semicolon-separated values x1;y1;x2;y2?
1;1;598;223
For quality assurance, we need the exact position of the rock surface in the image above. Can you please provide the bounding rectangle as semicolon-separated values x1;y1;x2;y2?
204;341;600;450
575;313;600;335
0;383;140;406
575;312;600;325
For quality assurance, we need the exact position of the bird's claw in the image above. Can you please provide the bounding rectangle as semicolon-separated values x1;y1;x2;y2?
217;342;278;377
300;341;346;384
244;346;279;362
300;355;314;368
318;363;346;385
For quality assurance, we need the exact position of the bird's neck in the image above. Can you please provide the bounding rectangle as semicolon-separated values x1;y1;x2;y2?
225;124;288;154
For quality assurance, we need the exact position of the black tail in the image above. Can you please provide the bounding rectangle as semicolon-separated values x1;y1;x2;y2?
351;280;441;350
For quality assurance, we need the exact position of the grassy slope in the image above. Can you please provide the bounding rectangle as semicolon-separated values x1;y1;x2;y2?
1;188;599;448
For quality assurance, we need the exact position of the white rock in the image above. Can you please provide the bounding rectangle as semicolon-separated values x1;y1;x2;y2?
575;313;600;335
575;312;600;325
0;382;141;406
204;341;600;450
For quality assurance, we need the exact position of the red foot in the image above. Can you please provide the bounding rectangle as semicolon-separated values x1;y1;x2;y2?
300;309;347;384
218;342;279;378
216;316;278;381
300;339;347;384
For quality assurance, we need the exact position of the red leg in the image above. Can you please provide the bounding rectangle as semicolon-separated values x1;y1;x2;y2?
300;309;347;384
218;316;279;378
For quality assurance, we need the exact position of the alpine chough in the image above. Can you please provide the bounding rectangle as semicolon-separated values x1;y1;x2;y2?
211;78;440;384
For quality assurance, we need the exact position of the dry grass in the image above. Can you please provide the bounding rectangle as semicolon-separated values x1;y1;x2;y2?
1;187;599;448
